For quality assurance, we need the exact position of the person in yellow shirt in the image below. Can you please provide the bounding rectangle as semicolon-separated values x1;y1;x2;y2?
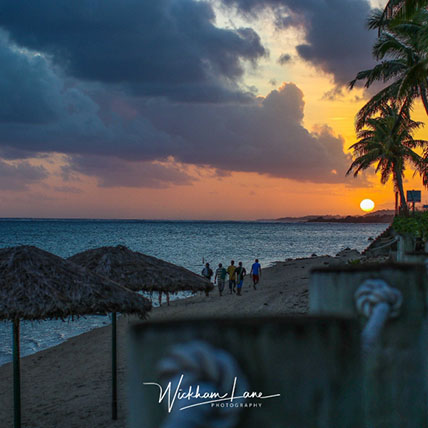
227;260;237;294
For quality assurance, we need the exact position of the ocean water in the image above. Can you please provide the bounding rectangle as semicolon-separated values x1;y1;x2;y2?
0;219;387;366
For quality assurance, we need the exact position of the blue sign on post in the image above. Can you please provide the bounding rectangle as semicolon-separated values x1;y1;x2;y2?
407;190;421;203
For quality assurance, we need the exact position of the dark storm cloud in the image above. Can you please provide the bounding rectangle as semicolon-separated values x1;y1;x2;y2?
0;160;48;190
67;156;194;188
222;0;377;86
0;32;122;160
128;83;351;183
0;33;178;164
0;37;353;186
0;0;266;102
0;1;358;188
0;32;62;124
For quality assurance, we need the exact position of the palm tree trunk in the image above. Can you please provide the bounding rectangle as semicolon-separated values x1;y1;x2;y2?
420;84;428;116
394;167;408;215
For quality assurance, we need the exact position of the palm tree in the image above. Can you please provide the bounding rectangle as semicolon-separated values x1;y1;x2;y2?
347;103;428;213
382;0;428;21
349;8;428;128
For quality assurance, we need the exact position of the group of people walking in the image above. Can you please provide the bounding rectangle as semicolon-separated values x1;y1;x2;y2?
201;259;261;296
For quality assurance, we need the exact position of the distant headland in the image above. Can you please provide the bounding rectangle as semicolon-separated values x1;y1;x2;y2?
258;210;395;224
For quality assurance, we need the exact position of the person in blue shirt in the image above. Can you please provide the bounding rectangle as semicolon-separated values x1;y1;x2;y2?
250;259;261;290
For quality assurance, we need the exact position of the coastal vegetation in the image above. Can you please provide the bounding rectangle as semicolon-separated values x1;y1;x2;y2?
349;0;428;215
392;210;428;240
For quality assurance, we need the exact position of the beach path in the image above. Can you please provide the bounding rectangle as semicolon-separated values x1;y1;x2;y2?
0;256;332;427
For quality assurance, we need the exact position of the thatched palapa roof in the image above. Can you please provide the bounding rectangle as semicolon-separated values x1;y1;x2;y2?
68;245;213;293
0;245;152;321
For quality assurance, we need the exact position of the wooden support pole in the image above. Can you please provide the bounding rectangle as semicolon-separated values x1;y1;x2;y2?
13;319;21;428
112;312;118;420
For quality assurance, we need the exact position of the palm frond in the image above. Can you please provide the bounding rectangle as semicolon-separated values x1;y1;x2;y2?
373;32;413;60
346;151;382;176
380;161;394;184
355;81;403;130
398;60;428;97
349;61;405;90
383;0;428;21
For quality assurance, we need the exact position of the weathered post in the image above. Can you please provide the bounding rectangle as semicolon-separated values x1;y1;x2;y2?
128;316;362;428
12;319;21;428
309;263;428;428
397;234;416;261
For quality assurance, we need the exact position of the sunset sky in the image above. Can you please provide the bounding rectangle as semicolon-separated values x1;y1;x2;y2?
1;0;427;220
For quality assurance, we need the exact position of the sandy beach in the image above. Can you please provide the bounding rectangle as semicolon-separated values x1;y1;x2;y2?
0;253;358;427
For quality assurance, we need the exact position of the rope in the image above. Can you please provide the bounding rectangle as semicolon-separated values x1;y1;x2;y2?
157;340;248;428
354;279;403;354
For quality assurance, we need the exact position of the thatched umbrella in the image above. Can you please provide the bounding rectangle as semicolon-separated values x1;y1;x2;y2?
68;244;213;305
0;245;151;428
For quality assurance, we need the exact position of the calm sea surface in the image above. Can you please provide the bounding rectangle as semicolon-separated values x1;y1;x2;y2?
0;219;387;365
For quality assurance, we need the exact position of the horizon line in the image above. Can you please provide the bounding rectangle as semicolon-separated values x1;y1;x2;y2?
0;210;393;223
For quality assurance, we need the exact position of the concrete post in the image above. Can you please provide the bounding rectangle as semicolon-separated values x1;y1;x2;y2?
397;234;416;262
309;263;428;428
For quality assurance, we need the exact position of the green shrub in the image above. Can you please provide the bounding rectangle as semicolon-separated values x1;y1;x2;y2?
392;212;428;240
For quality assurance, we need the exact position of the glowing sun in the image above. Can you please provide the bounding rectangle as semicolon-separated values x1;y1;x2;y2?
360;199;375;212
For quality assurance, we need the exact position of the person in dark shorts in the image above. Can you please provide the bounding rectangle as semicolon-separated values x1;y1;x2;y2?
201;263;213;282
250;259;261;290
227;260;237;294
214;263;227;296
235;262;246;296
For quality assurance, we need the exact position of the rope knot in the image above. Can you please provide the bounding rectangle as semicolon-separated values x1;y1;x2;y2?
354;279;403;319
157;340;248;428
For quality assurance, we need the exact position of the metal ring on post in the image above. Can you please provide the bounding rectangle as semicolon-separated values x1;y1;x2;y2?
157;340;248;428
354;279;403;355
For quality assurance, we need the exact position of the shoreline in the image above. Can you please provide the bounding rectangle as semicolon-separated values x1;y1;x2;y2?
0;257;318;368
0;251;368;427
0;289;194;368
